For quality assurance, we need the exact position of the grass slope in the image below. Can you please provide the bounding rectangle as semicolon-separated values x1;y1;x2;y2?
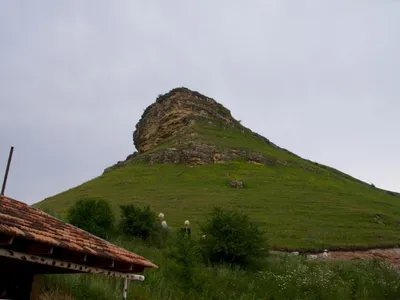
36;159;400;250
35;117;400;250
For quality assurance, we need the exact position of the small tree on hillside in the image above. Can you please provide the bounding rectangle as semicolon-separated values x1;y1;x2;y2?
67;197;115;239
200;207;268;267
119;204;158;240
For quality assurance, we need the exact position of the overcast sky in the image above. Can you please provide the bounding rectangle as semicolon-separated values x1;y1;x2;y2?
1;1;399;205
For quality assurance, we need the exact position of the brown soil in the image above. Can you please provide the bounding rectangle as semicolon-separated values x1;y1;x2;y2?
273;248;400;269
319;248;400;267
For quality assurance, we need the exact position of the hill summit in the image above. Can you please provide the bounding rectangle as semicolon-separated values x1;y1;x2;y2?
104;87;309;173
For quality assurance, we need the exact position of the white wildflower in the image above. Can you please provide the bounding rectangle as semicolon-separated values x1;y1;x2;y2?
161;220;168;228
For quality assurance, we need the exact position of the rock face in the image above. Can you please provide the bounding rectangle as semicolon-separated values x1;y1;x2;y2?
133;87;234;153
103;87;291;173
105;86;390;182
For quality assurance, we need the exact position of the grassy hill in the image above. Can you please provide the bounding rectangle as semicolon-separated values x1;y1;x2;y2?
34;88;400;251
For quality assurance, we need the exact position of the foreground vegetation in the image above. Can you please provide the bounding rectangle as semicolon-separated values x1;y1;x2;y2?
36;161;400;250
36;199;400;300
38;236;400;300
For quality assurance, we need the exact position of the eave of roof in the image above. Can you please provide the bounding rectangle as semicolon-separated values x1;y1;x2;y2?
0;248;146;280
0;195;158;271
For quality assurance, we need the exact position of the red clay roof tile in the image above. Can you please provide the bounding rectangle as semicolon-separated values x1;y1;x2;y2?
0;195;157;269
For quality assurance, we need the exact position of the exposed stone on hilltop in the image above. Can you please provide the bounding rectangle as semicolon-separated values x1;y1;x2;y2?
102;86;399;195
133;87;235;153
103;87;296;173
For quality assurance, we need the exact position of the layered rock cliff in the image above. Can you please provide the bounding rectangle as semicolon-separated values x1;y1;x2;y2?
104;87;298;173
133;88;235;153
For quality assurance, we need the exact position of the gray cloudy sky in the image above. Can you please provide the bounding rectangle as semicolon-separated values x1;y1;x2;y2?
1;1;399;205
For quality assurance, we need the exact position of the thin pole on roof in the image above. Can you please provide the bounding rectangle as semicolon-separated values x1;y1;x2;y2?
1;146;14;196
122;278;128;300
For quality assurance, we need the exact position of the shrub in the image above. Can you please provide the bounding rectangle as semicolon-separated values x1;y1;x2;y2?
167;230;202;292
67;197;115;239
200;207;268;267
152;224;171;248
119;204;158;240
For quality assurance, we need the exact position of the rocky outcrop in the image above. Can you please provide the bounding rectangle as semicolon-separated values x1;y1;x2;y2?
104;143;275;173
99;87;398;195
133;87;235;153
104;87;290;173
230;179;244;189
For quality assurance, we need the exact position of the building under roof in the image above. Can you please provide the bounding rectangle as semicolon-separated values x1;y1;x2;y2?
0;195;158;300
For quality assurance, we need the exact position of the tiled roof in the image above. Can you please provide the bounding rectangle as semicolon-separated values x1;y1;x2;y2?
0;195;157;269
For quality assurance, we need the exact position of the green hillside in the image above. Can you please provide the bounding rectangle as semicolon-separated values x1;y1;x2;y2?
35;88;400;251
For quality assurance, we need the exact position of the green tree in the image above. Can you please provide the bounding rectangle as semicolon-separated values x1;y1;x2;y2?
200;207;268;267
67;197;115;239
119;204;158;240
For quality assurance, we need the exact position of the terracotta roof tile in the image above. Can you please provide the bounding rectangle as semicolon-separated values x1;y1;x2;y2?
0;195;157;269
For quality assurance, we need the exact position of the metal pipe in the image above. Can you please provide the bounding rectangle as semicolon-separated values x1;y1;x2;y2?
1;146;14;196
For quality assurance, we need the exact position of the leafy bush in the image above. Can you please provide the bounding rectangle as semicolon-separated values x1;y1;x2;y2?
167;231;202;292
119;204;158;240
67;197;115;239
200;207;268;267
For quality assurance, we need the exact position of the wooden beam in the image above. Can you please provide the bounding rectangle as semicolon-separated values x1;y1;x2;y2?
0;248;145;281
55;248;87;263
26;243;53;255
132;264;145;273
80;253;87;262
98;258;114;268
0;233;14;246
91;256;114;268
114;261;132;272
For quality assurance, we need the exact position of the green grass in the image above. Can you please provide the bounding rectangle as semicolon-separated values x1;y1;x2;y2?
191;121;303;162
36;236;400;300
34;114;400;250
35;160;400;250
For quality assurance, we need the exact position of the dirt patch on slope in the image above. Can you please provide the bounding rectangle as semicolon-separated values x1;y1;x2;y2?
273;247;400;269
322;248;400;267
